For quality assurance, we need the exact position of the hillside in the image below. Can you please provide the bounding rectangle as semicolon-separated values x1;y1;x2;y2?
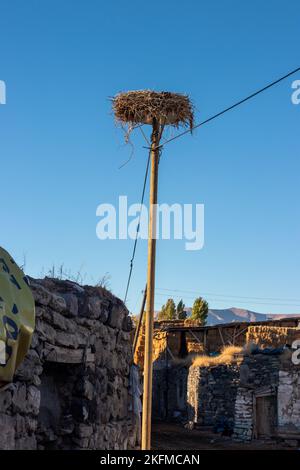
183;307;300;326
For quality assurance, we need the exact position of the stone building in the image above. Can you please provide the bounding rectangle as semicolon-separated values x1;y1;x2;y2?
233;352;300;443
0;277;134;450
151;320;300;446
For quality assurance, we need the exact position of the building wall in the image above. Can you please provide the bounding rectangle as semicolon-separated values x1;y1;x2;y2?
0;277;133;450
278;368;300;431
233;356;300;442
232;355;280;441
246;325;300;349
187;364;240;431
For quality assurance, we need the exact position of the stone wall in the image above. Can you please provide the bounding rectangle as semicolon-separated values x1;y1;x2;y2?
232;355;300;443
232;388;254;441
233;355;280;442
187;364;240;432
278;367;300;432
0;277;133;450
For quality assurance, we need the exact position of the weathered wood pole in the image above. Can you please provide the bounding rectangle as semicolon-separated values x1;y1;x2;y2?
141;118;160;450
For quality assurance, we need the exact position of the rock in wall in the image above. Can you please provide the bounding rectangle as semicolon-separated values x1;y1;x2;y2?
0;277;133;450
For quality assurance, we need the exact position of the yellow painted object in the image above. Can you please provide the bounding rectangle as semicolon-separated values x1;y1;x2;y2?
0;247;35;383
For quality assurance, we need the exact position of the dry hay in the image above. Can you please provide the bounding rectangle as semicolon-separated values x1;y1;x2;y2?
187;342;205;355
191;345;243;368
112;90;194;129
246;325;299;349
171;345;244;369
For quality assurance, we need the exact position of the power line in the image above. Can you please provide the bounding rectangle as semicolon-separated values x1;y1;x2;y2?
156;66;300;149
123;127;161;305
123;66;300;305
156;287;300;303
154;292;300;308
124;148;151;304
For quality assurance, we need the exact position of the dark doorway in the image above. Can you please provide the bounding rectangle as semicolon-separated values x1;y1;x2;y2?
256;395;277;438
179;331;188;358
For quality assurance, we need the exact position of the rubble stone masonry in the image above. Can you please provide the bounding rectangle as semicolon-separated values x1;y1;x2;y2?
187;364;240;431
278;368;300;431
0;277;133;450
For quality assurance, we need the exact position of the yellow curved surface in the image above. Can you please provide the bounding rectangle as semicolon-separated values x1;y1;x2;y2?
0;247;35;382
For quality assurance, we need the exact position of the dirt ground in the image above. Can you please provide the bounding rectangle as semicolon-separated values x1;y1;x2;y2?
152;422;291;450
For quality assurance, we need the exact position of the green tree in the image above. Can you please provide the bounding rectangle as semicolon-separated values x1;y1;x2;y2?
176;299;186;319
158;298;176;321
191;297;209;325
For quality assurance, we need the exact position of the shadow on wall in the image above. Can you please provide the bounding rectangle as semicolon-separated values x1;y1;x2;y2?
38;362;96;449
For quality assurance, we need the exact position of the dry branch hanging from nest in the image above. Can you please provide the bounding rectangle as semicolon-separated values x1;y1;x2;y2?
112;90;194;132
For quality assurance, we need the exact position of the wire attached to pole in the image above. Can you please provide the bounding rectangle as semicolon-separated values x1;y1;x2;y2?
124;148;151;304
123;65;300;304
156;66;300;149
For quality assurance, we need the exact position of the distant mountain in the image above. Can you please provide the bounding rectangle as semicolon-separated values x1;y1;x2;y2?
268;313;300;320
153;306;300;326
183;307;300;326
207;307;266;325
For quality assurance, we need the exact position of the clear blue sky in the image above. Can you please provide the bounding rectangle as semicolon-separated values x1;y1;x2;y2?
1;0;299;315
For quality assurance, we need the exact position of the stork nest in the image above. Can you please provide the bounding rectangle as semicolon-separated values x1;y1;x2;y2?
112;90;194;130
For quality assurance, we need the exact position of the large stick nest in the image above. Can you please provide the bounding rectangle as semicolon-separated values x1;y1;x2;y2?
112;90;194;130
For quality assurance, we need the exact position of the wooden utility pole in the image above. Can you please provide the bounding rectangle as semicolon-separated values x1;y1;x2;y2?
141;118;160;450
113;89;193;450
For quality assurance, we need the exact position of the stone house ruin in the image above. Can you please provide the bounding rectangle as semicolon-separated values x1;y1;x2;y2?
0;277;135;450
148;318;300;446
188;353;300;443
